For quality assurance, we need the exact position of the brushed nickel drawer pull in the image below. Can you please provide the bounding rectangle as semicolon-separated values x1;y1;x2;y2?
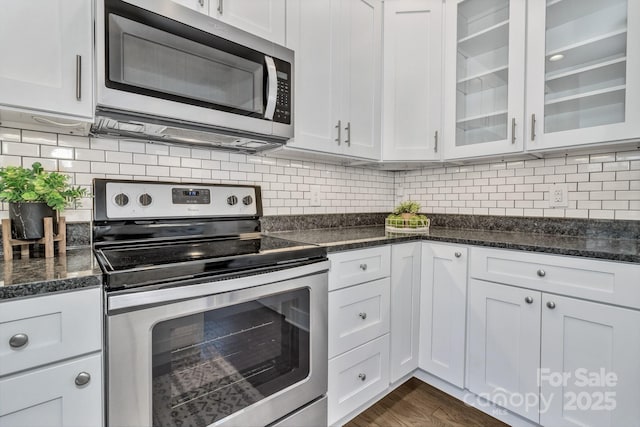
9;333;28;349
358;373;367;381
359;312;367;320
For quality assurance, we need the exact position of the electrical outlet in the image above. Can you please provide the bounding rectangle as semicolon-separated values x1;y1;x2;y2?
309;186;322;206
549;183;568;208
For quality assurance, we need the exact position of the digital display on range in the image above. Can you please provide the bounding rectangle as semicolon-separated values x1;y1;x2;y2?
172;188;210;204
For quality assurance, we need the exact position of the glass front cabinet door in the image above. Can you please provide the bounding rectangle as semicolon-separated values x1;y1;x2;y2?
525;0;640;150
443;0;526;159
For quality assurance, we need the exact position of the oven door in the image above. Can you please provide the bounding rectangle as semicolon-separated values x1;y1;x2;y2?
96;0;293;134
106;267;327;427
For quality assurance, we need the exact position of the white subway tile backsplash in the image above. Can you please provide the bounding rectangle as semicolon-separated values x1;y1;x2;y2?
21;130;57;145
0;127;21;142
2;141;39;157
41;146;73;159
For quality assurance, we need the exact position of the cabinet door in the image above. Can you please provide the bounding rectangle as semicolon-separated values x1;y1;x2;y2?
390;243;421;382
540;294;640;427
382;0;442;161
443;0;525;159
170;0;209;14
0;353;102;427
467;279;541;422
526;0;640;150
0;0;92;119
285;0;343;156
340;0;382;160
419;243;467;388
211;0;286;45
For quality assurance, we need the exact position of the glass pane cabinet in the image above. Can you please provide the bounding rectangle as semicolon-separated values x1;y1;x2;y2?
526;0;640;149
444;0;525;159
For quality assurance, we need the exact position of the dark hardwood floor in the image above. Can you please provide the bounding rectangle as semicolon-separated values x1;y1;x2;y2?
345;378;509;427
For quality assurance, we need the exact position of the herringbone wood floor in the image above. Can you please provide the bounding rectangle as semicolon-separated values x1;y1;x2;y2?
345;378;509;427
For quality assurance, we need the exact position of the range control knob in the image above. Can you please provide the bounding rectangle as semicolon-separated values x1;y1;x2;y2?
114;193;129;207
242;195;253;205
139;193;153;206
227;195;238;206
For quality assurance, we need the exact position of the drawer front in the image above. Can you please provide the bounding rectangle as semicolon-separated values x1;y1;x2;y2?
0;288;102;376
0;353;102;427
328;334;390;426
329;278;390;358
470;247;640;309
328;246;391;291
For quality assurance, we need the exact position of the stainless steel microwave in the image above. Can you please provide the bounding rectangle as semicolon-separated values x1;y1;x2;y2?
94;0;294;152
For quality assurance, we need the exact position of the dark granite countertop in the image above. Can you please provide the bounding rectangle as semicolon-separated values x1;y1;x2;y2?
0;249;103;301
270;226;640;264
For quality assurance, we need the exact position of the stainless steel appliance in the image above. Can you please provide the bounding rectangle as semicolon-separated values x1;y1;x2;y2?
93;0;293;153
93;179;327;427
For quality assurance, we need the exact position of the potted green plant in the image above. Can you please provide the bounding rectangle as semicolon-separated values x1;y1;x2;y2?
0;162;87;239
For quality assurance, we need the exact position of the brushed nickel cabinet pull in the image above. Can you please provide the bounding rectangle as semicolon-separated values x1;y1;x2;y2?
511;118;516;144
345;122;351;146
434;130;438;152
217;0;223;14
335;120;341;145
76;55;82;100
531;114;536;141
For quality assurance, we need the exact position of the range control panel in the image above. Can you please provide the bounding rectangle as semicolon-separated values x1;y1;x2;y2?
104;181;258;219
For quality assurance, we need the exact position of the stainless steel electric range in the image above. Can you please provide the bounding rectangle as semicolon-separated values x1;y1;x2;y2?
92;179;328;427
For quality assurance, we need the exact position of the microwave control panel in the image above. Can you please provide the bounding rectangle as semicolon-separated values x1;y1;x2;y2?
273;58;291;124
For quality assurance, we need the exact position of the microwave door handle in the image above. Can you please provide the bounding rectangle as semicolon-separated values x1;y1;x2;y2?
264;56;278;120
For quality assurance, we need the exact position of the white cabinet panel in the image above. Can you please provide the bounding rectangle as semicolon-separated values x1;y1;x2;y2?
0;353;102;427
419;243;467;388
170;0;209;14
286;0;342;154
540;294;640;427
390;242;421;382
467;279;541;423
443;0;526;159
211;0;285;45
382;0;442;161
328;246;390;291
0;0;92;119
0;288;102;376
329;279;390;358
328;334;389;426
525;0;640;150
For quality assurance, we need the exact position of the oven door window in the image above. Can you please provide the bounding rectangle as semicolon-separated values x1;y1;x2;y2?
105;2;266;117
151;288;310;427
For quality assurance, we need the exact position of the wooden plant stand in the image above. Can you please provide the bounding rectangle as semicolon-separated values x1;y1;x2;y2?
2;217;66;260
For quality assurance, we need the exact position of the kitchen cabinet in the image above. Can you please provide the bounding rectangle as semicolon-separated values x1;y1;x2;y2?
389;242;421;382
286;0;382;160
467;247;640;425
525;0;640;151
540;294;640;427
467;279;541;422
443;0;526;159
0;354;102;427
170;0;208;14
0;288;103;426
418;243;467;388
327;246;391;425
382;0;443;161
210;0;286;45
0;0;93;124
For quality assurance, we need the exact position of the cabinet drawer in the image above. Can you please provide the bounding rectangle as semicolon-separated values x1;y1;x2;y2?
0;288;102;376
329;246;391;290
328;334;390;426
470;247;640;309
0;353;102;427
329;278;390;358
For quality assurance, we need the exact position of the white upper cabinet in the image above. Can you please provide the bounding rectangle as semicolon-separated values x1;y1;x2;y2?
286;0;382;160
382;0;443;161
525;0;640;151
443;0;526;159
170;0;209;14
286;0;342;155
210;0;286;45
0;0;93;120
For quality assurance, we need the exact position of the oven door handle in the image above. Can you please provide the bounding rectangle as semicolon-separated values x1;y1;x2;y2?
264;55;278;120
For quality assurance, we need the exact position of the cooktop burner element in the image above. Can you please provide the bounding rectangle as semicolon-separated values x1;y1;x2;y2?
92;179;326;291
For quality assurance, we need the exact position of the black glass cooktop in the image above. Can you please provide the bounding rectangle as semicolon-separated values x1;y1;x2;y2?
94;235;326;290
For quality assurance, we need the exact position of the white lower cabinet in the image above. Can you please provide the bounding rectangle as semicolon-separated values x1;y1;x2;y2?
418;243;467;388
0;353;102;427
328;334;390;425
0;288;103;427
467;279;542;423
389;242;421;382
540;294;640;427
